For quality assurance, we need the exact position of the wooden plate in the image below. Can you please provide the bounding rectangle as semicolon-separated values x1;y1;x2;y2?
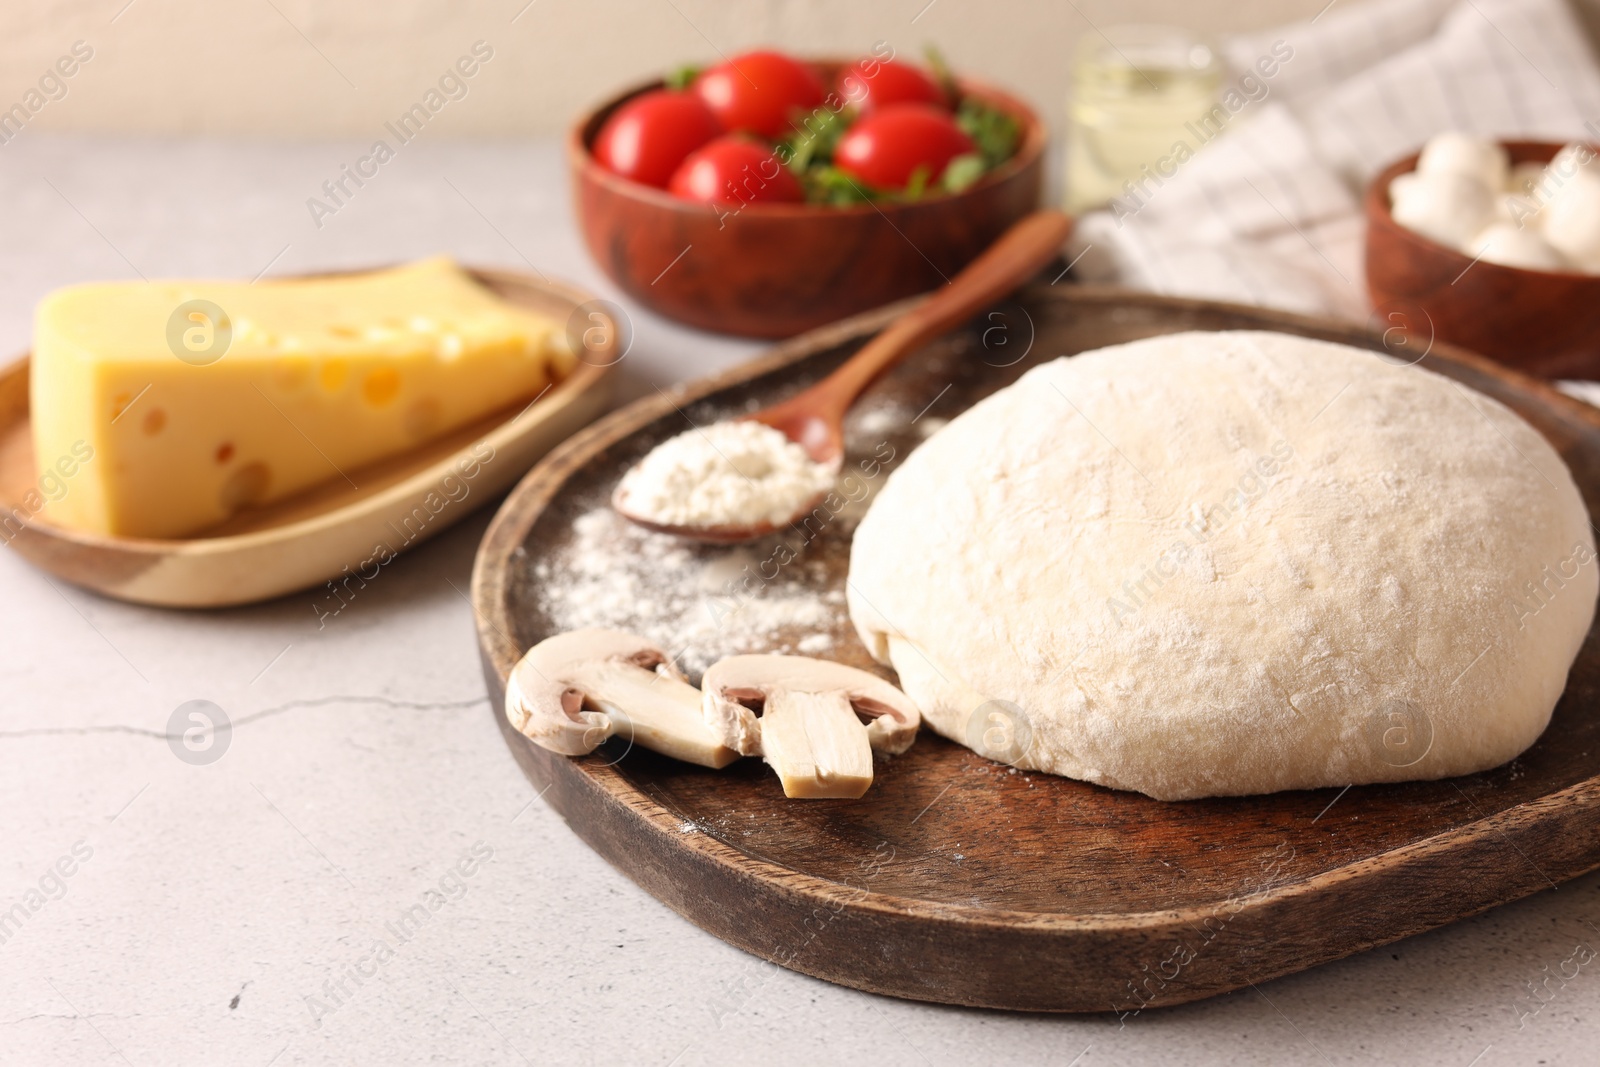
471;285;1600;1013
0;267;612;608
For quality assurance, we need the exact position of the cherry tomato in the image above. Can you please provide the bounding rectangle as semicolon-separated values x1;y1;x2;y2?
668;137;803;205
594;89;721;188
693;50;825;139
836;58;946;115
833;104;976;190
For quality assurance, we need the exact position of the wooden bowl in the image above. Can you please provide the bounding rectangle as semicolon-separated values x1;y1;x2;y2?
1365;140;1600;379
568;63;1045;339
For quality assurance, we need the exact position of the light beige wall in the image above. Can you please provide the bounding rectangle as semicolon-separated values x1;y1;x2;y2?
8;0;1357;140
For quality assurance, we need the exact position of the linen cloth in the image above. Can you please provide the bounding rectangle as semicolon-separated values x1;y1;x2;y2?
1066;0;1600;332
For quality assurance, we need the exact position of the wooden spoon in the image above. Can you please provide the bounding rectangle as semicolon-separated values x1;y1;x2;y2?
613;209;1075;542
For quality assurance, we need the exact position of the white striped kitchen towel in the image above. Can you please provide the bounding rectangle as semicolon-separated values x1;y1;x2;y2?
1066;0;1600;328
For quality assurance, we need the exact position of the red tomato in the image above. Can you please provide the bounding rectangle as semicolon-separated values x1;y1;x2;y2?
693;50;825;138
594;89;721;188
836;58;946;115
668;137;803;205
833;104;976;190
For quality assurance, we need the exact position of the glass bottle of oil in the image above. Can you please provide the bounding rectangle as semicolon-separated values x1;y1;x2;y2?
1066;25;1223;213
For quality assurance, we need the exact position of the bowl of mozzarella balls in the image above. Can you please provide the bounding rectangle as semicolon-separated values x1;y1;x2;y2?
1365;133;1600;379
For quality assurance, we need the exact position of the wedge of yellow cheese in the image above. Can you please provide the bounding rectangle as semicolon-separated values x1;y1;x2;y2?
30;257;574;539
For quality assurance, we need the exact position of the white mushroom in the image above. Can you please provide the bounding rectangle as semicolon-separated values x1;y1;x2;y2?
505;628;739;768
701;655;920;799
1416;131;1509;189
1467;223;1568;271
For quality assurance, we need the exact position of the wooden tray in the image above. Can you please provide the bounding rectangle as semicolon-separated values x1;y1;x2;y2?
471;285;1600;1013
0;268;612;607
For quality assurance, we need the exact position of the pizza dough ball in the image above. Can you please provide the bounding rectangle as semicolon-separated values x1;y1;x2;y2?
847;331;1596;800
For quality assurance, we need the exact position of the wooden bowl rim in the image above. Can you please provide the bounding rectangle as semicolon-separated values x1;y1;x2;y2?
7;265;612;559
566;59;1047;219
473;282;1600;931
1366;138;1600;284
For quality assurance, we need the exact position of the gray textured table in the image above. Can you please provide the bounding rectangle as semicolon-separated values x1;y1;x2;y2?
1;135;1595;1066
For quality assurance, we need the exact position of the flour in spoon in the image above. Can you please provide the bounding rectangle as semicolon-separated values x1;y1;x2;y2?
617;421;835;528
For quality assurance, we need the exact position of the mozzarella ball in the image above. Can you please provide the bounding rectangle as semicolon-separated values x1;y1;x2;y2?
1547;142;1598;182
1388;171;1422;205
1468;223;1568;271
1391;171;1496;249
1506;161;1549;196
1499;191;1542;228
1541;169;1600;263
1417;131;1509;189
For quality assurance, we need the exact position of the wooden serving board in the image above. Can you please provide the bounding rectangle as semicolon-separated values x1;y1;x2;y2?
471;285;1600;1013
0;268;612;607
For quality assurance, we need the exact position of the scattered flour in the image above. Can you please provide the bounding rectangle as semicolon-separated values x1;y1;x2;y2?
796;632;834;655
853;406;905;437
851;406;947;442
532;506;841;678
614;421;835;528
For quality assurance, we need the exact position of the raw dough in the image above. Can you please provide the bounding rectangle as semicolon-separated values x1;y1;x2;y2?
846;331;1597;800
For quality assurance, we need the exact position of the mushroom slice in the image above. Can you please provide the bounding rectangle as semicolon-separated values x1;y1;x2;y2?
701;655;921;799
505;628;739;768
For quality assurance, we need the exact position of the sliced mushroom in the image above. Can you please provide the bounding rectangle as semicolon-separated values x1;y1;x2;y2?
701;655;920;799
505;628;739;768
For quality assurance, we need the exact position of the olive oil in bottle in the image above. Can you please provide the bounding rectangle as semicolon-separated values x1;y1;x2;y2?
1066;25;1223;213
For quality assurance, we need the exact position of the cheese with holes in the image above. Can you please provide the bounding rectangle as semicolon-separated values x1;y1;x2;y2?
30;257;575;539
